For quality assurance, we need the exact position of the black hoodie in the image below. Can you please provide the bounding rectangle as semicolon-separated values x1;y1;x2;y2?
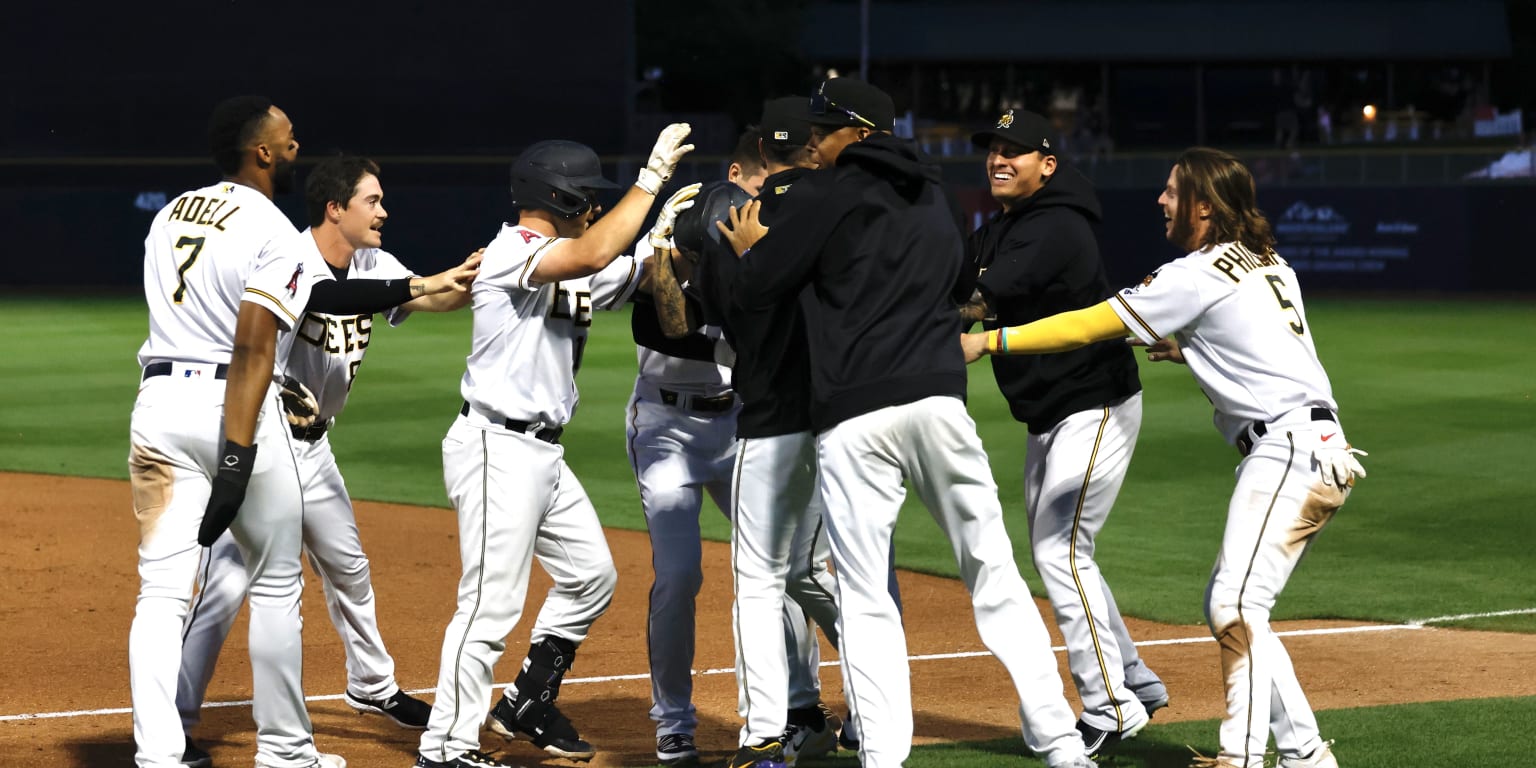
968;163;1140;432
732;134;969;430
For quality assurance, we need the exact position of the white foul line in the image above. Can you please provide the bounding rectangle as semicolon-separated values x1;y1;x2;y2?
3;608;1529;724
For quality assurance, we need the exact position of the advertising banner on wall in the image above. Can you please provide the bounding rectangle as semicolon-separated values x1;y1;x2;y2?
1257;188;1469;291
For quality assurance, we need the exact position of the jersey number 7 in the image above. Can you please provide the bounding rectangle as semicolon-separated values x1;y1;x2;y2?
172;235;206;304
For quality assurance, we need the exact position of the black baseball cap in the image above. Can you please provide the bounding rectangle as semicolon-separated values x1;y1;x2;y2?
761;96;812;146
807;77;894;132
970;109;1056;156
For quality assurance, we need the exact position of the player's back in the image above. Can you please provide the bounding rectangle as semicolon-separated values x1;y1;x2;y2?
1166;243;1336;430
138;181;297;367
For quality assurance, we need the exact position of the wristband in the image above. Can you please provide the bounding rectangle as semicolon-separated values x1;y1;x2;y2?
217;439;258;484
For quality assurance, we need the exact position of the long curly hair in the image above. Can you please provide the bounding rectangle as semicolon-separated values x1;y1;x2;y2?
1171;147;1276;255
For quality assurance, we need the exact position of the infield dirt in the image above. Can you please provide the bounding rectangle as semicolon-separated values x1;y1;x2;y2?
3;472;1533;767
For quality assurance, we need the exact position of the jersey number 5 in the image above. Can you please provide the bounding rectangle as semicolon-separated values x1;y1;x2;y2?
172;235;206;304
1264;274;1304;335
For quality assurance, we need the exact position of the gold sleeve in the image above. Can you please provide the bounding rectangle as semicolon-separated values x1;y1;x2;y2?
986;301;1131;355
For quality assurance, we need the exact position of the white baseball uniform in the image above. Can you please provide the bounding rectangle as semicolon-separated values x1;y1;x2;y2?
417;224;636;764
129;181;328;768
1111;242;1349;768
624;242;832;748
178;234;417;726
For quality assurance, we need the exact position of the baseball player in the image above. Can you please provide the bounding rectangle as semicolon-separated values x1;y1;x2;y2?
128;95;335;768
961;147;1365;768
718;78;1094;768
683;98;846;768
177;156;482;755
961;109;1167;756
414;127;697;768
629;128;837;768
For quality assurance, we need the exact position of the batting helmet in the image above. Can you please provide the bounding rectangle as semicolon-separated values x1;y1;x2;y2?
510;140;622;218
673;180;754;257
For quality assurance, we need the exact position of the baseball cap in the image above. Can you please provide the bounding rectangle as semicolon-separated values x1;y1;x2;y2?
807;77;894;132
761;96;812;146
970;109;1056;156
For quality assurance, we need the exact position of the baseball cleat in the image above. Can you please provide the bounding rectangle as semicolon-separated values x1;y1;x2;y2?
486;694;595;761
836;709;860;752
344;689;432;730
727;738;787;768
182;737;213;768
414;749;515;768
1277;740;1338;768
656;732;700;766
783;704;839;764
1076;716;1147;757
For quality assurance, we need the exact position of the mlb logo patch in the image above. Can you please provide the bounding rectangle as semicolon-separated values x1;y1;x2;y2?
774;131;789;140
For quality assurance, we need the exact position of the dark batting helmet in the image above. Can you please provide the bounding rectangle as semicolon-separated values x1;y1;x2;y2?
509;140;622;218
673;180;754;257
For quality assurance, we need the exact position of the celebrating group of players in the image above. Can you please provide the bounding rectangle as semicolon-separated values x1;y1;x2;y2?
128;77;1366;768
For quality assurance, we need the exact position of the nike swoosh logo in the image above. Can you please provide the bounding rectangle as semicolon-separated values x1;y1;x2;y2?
1321;433;1336;442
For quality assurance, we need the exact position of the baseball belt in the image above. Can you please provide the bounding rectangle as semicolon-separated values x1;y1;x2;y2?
460;401;563;444
142;361;230;381
659;388;736;413
1236;406;1335;456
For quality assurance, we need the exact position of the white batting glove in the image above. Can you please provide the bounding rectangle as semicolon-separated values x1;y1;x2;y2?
1314;445;1368;488
647;182;703;248
279;375;319;428
636;123;694;195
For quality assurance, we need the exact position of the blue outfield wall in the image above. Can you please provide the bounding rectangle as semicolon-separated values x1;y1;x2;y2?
3;177;1533;293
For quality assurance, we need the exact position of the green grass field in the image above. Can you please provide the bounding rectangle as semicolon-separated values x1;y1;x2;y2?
4;295;1533;766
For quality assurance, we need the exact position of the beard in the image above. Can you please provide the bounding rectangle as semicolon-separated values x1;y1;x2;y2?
273;160;297;195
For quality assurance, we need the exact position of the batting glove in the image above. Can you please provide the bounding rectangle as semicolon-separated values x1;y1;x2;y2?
636;123;694;195
279;375;319;428
1314;445;1368;488
647;182;703;249
200;440;256;546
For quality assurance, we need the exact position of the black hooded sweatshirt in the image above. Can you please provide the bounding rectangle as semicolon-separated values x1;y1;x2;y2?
732;133;969;431
968;163;1141;432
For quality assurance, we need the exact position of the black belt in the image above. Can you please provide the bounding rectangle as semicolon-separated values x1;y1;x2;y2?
142;362;229;381
659;388;736;413
1237;407;1335;456
291;420;330;442
460;402;563;444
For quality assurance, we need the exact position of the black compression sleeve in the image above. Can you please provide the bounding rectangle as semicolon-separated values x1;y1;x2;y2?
306;278;414;315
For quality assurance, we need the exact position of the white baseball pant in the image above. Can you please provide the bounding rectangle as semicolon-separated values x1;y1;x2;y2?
178;432;404;728
625;393;826;740
418;417;617;763
128;372;316;767
1206;414;1349;767
1024;392;1163;733
816;396;1088;768
731;430;841;746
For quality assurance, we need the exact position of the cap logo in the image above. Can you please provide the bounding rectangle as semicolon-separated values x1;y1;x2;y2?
1042;137;1051;149
996;110;1015;129
774;130;789;140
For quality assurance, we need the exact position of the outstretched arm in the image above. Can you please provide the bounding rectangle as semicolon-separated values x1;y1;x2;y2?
960;300;1129;363
401;248;485;312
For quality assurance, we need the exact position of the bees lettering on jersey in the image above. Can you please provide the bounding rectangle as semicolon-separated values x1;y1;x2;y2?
167;194;240;231
549;282;593;327
298;313;373;354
